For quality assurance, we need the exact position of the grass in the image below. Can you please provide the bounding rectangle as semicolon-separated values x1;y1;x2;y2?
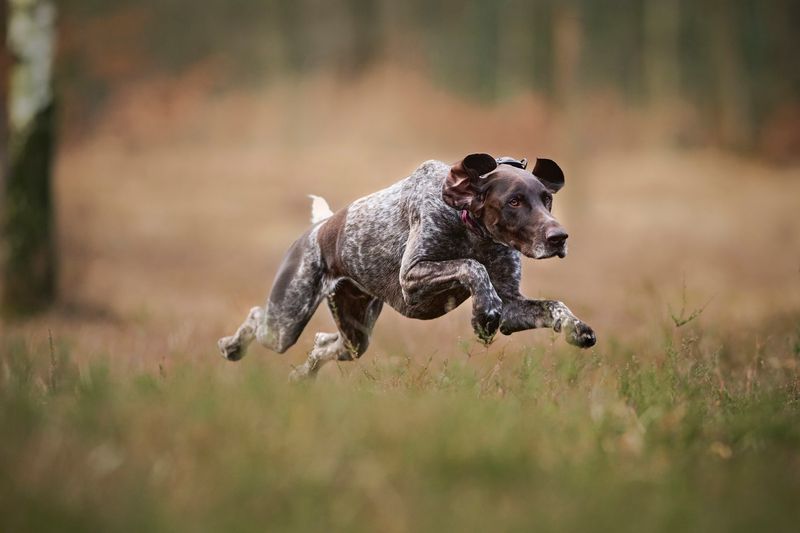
2;318;799;533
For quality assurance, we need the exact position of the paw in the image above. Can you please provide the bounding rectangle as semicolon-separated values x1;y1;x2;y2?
218;336;245;361
472;308;501;345
288;366;310;383
288;358;320;383
314;332;338;348
564;321;596;348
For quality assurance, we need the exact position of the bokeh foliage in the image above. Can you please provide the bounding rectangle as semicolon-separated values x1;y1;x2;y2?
62;0;800;152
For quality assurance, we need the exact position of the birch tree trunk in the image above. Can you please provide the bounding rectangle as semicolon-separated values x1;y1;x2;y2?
0;3;8;231
2;0;57;316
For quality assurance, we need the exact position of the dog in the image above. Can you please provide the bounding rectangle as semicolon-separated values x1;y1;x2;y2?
218;153;596;380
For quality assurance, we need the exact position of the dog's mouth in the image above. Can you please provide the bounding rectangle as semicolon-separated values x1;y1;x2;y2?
513;242;567;260
536;249;567;260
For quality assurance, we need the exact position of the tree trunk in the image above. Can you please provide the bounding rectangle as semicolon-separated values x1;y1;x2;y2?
553;3;587;221
0;3;8;221
2;0;57;317
710;1;753;149
643;0;680;141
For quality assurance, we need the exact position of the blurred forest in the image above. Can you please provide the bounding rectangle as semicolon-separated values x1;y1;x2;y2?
61;0;800;159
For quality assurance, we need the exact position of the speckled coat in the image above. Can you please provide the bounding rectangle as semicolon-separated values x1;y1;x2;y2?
219;155;596;380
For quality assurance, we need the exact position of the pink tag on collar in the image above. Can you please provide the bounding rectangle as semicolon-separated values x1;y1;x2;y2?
460;209;483;236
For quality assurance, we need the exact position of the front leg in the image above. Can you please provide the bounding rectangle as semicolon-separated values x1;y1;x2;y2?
401;259;503;344
499;299;596;348
483;252;595;348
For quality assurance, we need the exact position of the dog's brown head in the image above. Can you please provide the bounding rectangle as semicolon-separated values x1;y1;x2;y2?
443;153;568;259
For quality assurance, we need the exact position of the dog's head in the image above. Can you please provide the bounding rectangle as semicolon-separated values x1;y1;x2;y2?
443;153;568;259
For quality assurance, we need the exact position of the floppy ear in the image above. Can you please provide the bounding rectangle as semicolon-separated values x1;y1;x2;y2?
532;158;565;193
442;153;498;210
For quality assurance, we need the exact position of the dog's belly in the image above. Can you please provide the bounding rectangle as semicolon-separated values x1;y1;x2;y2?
340;273;469;320
390;287;470;319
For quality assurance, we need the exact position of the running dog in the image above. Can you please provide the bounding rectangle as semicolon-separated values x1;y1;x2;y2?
218;153;596;380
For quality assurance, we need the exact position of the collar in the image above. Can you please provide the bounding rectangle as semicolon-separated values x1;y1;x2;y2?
460;209;486;238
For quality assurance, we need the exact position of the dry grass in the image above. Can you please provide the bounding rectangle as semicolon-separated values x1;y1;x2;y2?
2;317;799;532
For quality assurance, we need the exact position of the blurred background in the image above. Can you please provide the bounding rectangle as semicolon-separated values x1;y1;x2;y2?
3;0;800;371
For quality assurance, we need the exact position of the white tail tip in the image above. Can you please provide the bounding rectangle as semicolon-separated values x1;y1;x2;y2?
308;194;334;224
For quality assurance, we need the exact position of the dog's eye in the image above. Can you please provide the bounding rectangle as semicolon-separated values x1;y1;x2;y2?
507;197;521;208
542;194;553;210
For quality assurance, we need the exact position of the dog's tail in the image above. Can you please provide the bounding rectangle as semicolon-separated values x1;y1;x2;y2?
308;195;334;224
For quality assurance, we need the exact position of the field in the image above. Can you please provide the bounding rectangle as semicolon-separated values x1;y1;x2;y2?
2;69;800;531
3;321;800;532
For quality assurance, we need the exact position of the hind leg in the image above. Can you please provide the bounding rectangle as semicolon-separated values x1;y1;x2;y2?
219;230;326;361
218;306;266;361
289;279;383;381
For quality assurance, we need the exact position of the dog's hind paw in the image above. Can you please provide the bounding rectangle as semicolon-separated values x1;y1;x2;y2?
565;321;596;349
288;360;320;383
218;336;245;361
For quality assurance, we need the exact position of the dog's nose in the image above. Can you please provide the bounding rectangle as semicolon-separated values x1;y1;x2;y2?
546;228;569;245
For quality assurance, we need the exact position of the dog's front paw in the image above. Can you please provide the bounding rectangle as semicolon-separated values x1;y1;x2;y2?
564;321;596;348
472;308;502;345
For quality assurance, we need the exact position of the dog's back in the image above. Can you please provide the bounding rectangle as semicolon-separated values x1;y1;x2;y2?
316;160;451;307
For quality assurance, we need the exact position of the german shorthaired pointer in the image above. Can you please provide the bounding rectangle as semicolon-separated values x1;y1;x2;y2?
218;153;596;380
